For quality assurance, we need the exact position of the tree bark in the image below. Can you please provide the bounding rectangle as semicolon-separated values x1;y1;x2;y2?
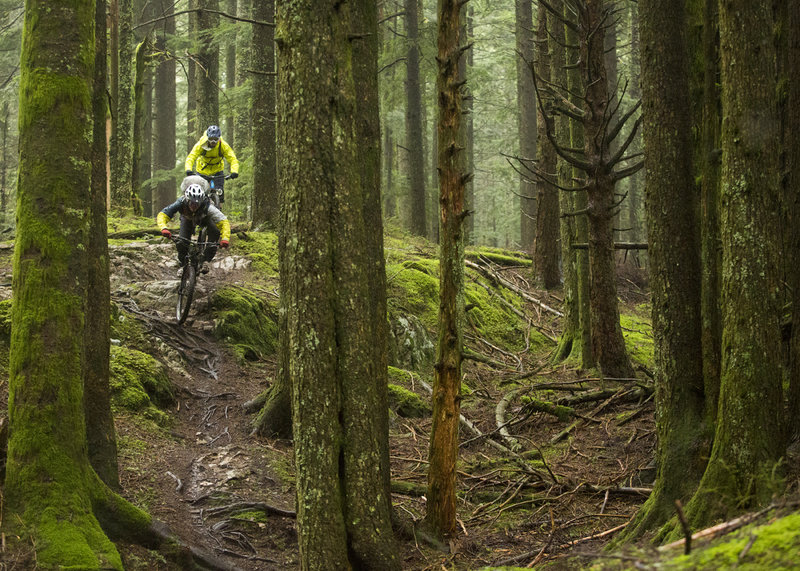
111;0;135;209
425;0;466;541
787;0;800;433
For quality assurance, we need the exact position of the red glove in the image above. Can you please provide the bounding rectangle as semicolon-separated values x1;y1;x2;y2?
161;228;172;239
220;239;229;249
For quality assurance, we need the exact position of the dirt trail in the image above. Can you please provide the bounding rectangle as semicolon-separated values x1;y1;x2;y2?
111;240;298;570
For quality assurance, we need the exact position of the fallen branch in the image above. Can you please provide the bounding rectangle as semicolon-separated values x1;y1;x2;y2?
466;259;563;317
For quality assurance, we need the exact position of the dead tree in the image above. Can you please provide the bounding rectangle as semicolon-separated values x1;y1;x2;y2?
516;0;642;378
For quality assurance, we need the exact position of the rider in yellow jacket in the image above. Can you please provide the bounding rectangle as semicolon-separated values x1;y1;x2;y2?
185;125;239;203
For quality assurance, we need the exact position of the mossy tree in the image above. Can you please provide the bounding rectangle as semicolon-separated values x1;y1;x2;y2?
515;0;537;250
275;0;399;566
405;0;427;238
425;0;467;541
110;0;136;210
671;0;784;533
6;3;233;568
620;0;707;540
788;0;800;430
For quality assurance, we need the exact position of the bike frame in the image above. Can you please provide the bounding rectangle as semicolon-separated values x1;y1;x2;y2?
173;231;218;324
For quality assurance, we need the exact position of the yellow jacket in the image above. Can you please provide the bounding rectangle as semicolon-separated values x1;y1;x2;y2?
185;136;240;176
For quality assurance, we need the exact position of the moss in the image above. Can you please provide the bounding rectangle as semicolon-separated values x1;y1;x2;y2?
209;285;278;361
107;214;162;235
620;312;653;367
661;512;800;570
110;302;147;347
388;383;431;418
229;231;279;276
465;246;532;267
109;346;175;426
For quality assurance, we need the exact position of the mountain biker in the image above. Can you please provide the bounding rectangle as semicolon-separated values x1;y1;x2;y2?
185;125;239;205
157;183;231;274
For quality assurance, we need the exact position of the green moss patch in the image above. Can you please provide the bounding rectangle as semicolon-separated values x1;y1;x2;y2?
228;231;279;277
209;286;278;362
621;312;653;367
110;346;175;426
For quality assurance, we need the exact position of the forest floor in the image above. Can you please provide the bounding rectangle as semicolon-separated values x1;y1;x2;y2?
0;233;662;570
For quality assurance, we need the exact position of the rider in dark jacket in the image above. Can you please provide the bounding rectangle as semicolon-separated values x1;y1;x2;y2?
157;183;231;273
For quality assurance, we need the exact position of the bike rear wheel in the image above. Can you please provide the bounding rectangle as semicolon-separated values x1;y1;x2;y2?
176;263;197;324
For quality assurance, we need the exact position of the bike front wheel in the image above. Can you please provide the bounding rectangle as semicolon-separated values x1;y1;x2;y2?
176;263;197;324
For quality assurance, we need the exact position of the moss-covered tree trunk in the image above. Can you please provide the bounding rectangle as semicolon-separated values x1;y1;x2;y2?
621;0;707;540
276;0;399;567
251;0;277;228
425;0;465;542
581;0;633;379
7;2;126;566
533;0;560;289
86;0;120;492
196;0;220;130
516;0;537;250
675;0;784;533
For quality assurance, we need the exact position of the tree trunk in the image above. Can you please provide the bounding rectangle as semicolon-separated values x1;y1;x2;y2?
187;0;198;148
425;0;466;541
153;0;177;212
516;0;537;250
677;0;784;532
87;0;120;492
251;0;277;228
131;40;148;216
236;0;253;148
225;0;237;148
699;0;721;425
276;0;399;566
533;0;560;289
405;0;427;238
552;0;579;363
111;0;135;209
621;0;707;540
196;0;220;130
787;0;800;433
581;0;632;378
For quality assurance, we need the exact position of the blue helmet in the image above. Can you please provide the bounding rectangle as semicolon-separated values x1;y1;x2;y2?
206;125;221;141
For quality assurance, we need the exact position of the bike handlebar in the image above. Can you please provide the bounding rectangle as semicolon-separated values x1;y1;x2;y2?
169;235;219;246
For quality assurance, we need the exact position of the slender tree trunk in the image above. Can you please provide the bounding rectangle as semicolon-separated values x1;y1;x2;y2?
516;0;537;250
533;0;560;289
225;0;237;148
187;0;198;147
405;0;427;237
621;0;707;540
153;0;177;212
627;2;644;264
196;0;220;130
426;0;465;541
677;0;784;532
111;0;135;209
87;0;120;491
699;0;721;425
251;0;277;228
130;40;147;216
0;101;7;219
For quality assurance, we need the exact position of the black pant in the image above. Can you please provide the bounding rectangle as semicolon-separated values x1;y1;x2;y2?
177;216;220;265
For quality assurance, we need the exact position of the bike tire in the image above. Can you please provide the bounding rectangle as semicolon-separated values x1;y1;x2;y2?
176;263;197;324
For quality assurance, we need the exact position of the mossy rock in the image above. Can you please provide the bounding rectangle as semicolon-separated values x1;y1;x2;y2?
209;285;278;362
387;260;440;330
388;383;430;418
229;231;279;277
110;346;175;425
110;302;148;347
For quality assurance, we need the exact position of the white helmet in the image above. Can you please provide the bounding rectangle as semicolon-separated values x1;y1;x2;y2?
184;183;205;206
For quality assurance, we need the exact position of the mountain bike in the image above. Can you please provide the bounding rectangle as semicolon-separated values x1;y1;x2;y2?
187;171;232;208
173;232;218;324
